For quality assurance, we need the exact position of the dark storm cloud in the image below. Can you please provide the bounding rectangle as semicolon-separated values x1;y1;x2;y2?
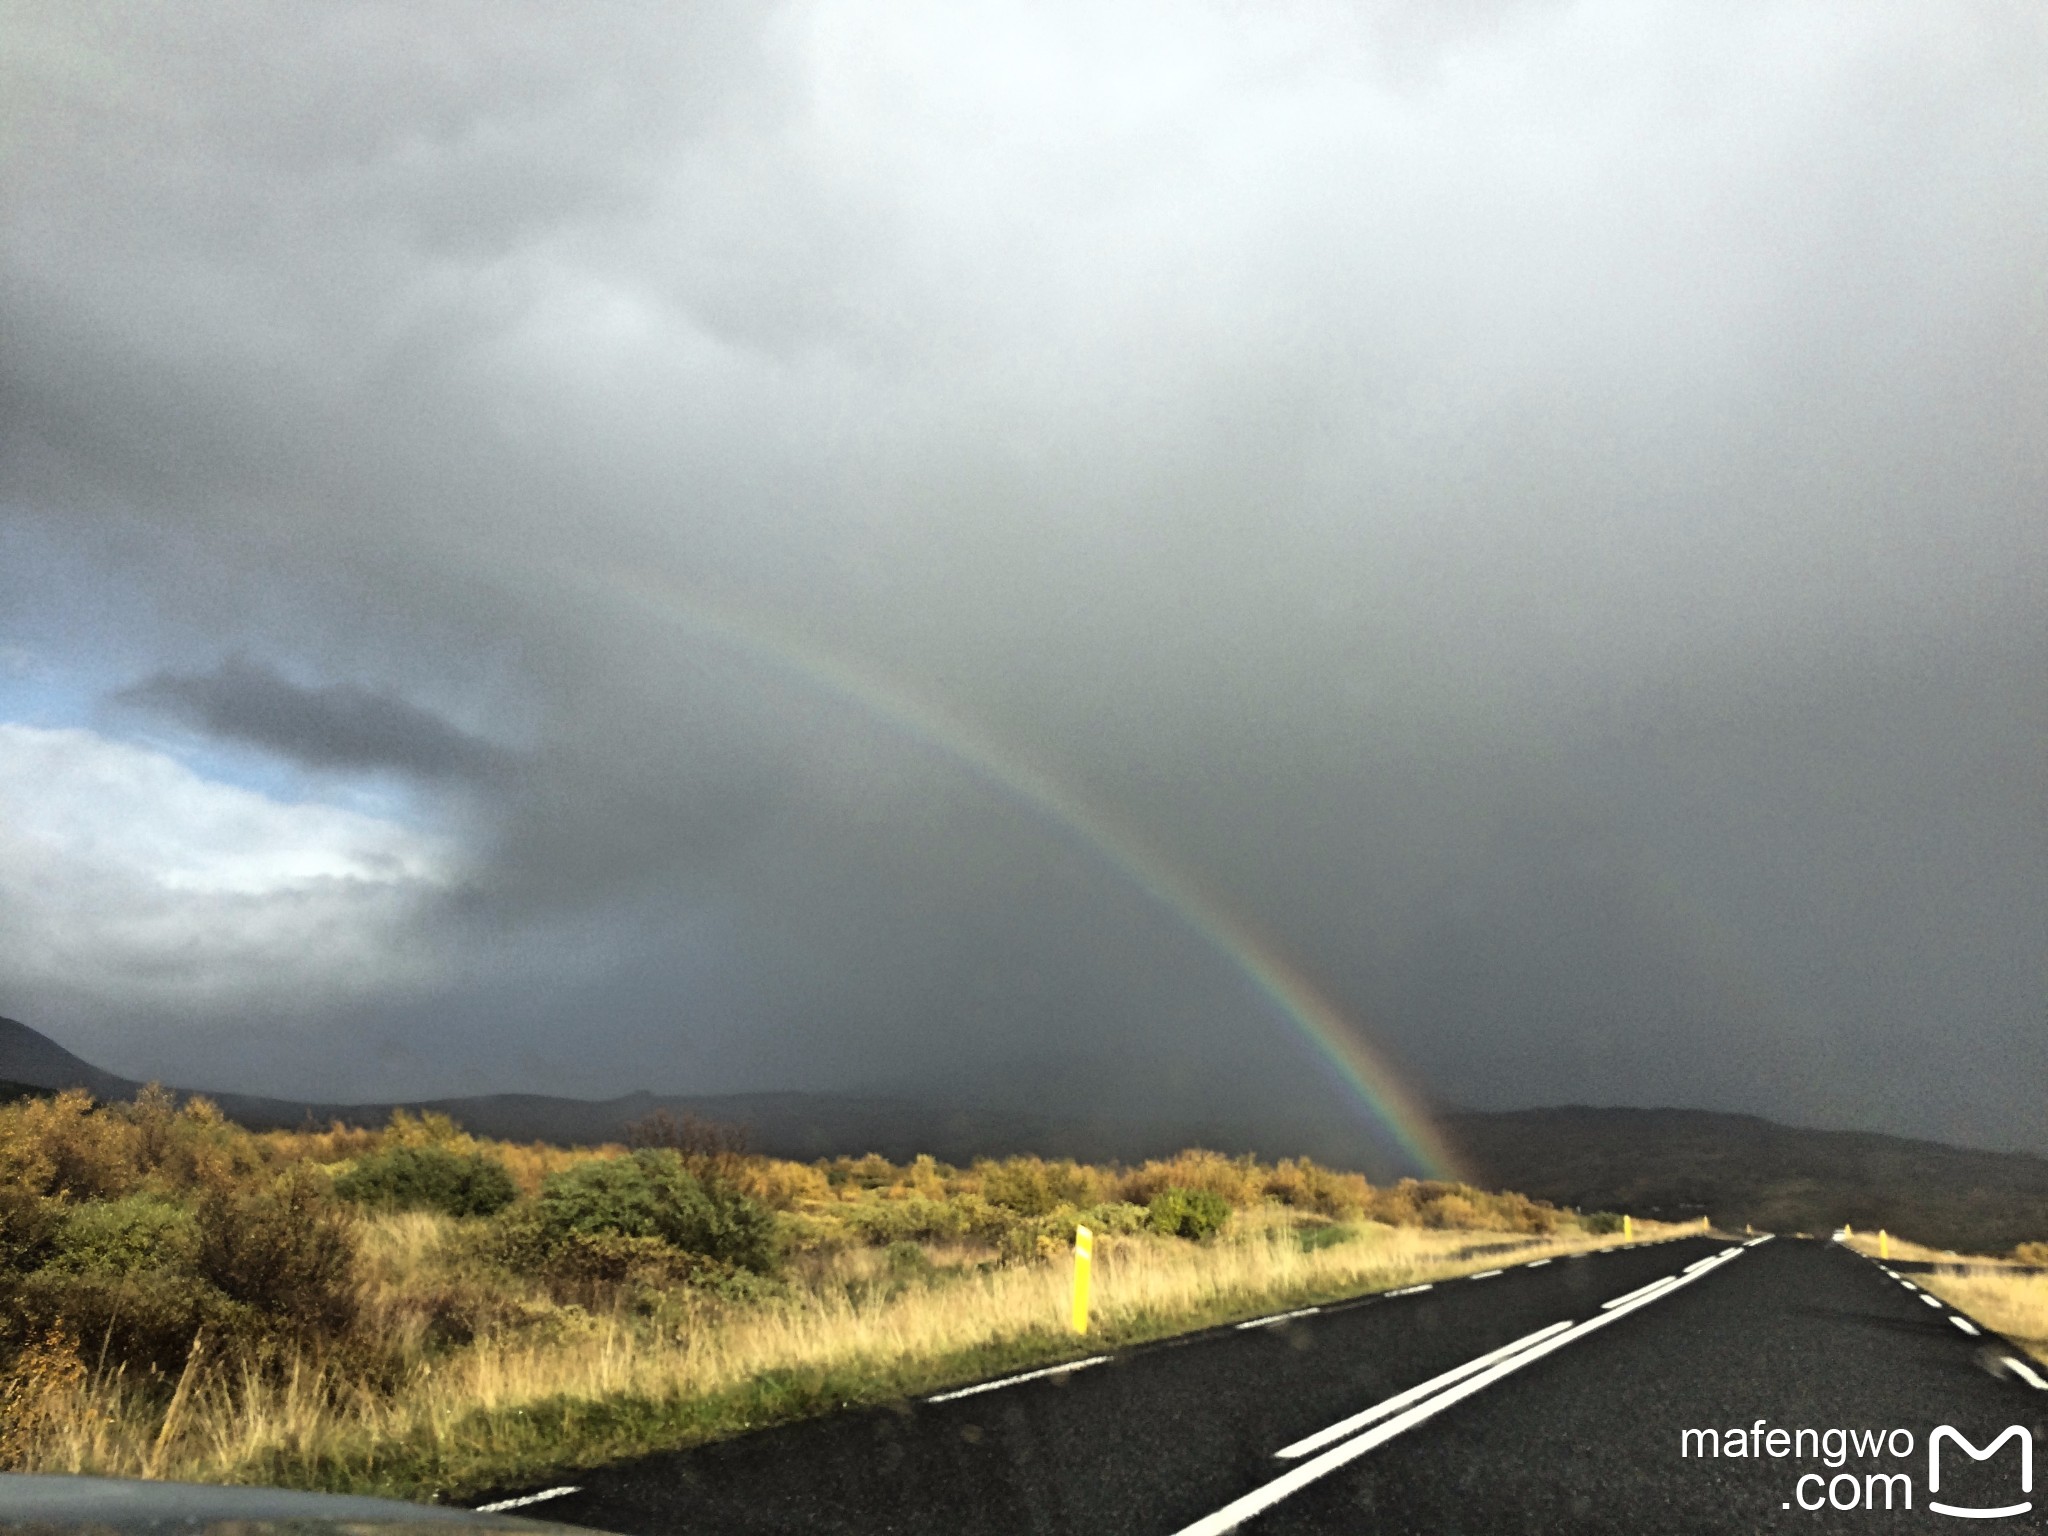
118;657;518;784
1;2;2043;1160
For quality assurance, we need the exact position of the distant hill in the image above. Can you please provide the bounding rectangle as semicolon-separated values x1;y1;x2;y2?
1444;1106;2048;1255
0;1015;1198;1164
6;1017;2043;1252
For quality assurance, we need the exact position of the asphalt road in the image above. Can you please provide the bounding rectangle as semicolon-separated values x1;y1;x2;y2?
478;1237;2046;1534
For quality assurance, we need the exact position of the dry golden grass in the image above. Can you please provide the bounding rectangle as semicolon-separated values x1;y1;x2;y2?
1841;1231;1979;1267
8;1210;1660;1498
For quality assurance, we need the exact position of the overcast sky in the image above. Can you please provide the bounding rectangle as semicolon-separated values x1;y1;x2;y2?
3;2;2042;1166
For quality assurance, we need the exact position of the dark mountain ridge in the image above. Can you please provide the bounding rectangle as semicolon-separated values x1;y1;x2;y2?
5;1017;2043;1251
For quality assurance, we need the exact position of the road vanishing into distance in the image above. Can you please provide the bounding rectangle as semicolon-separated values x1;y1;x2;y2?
478;1237;2047;1534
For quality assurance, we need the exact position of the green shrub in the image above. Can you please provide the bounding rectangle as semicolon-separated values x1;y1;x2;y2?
1298;1222;1357;1253
12;1266;242;1377
884;1241;933;1277
840;1197;968;1245
333;1144;517;1217
537;1151;777;1273
1147;1187;1232;1240
1583;1211;1625;1235
48;1194;197;1275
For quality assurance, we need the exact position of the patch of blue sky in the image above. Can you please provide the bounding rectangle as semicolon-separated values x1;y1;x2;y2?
0;644;443;834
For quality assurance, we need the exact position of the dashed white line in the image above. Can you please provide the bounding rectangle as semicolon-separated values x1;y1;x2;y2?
2005;1356;2048;1391
925;1355;1110;1403
474;1487;581;1513
1274;1322;1573;1460
1172;1249;1746;1535
1601;1274;1680;1310
1526;1258;1552;1268
1383;1283;1433;1297
1236;1306;1322;1331
1949;1316;1980;1336
1466;1268;1504;1280
1919;1293;1944;1309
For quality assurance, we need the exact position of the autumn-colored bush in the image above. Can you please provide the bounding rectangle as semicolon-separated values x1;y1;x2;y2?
1263;1158;1373;1218
975;1157;1108;1215
1366;1180;1561;1234
1114;1150;1264;1209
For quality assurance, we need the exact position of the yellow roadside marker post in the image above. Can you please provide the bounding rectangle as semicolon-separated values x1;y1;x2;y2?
1701;1216;1710;1233
1880;1229;1889;1260
1071;1224;1094;1335
1623;1215;1633;1241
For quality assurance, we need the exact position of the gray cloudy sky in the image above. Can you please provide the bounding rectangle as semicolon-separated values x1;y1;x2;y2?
2;1;2042;1167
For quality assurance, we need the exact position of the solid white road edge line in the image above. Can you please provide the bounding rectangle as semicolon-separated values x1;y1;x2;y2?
1236;1306;1322;1331
925;1355;1110;1403
1176;1250;1745;1536
473;1487;581;1513
2004;1356;2048;1391
1273;1321;1574;1460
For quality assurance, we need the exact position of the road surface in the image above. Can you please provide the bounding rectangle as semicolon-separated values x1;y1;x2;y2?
475;1235;2046;1533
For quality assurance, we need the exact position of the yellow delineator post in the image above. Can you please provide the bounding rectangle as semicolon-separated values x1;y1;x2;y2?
1071;1224;1094;1335
1623;1214;1633;1241
1880;1229;1889;1260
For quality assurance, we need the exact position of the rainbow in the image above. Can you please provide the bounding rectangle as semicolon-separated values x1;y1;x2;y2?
583;569;1464;1180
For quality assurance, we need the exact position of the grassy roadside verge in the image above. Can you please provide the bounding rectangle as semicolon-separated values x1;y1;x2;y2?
1842;1233;2048;1368
225;1220;1670;1502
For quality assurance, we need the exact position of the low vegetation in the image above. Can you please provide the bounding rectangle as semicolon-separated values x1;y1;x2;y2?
1844;1232;2048;1369
2;1086;1660;1499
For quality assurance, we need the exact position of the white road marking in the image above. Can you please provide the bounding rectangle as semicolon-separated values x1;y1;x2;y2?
1236;1306;1321;1331
1526;1259;1551;1268
1174;1250;1746;1535
925;1355;1110;1403
1275;1322;1574;1460
1920;1293;1943;1309
1466;1268;1504;1280
2004;1357;2048;1391
1949;1316;1980;1336
1900;1281;1919;1291
474;1487;581;1513
1383;1283;1433;1297
1601;1274;1679;1310
1744;1235;1773;1247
